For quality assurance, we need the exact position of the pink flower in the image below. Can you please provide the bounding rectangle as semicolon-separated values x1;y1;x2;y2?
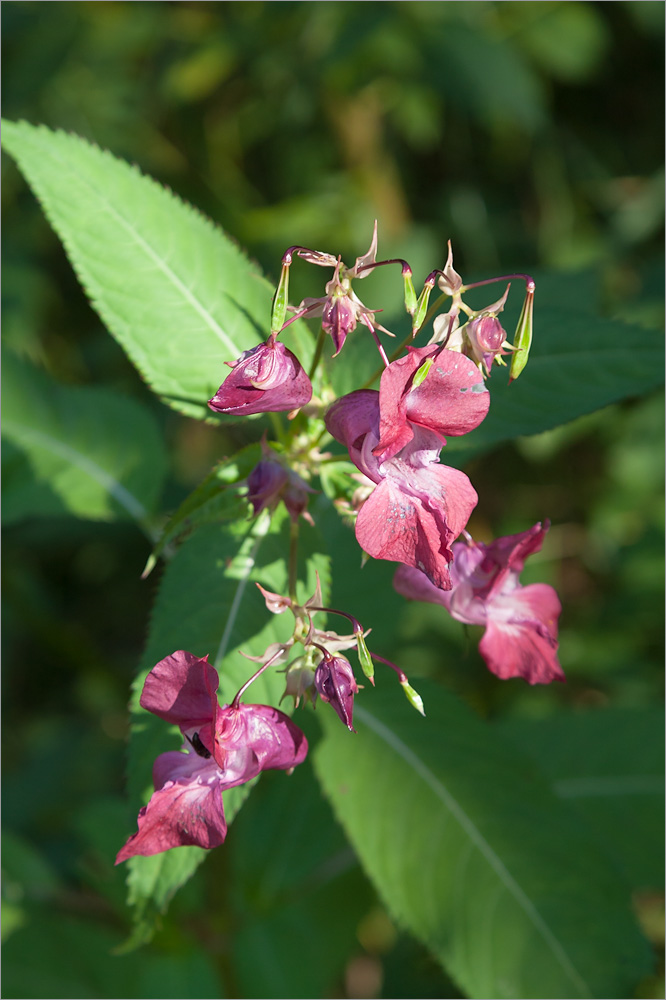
116;650;308;862
393;523;564;685
372;345;490;463
208;336;312;416
326;400;473;591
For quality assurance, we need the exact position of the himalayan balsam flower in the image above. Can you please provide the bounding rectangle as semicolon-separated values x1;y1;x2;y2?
116;650;308;862
326;348;489;589
394;523;564;685
208;335;312;416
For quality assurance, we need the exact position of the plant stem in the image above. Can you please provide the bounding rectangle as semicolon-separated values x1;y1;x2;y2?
288;518;299;603
308;326;328;382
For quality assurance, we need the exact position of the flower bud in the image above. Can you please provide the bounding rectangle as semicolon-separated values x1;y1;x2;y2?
208;337;312;416
314;654;359;731
281;656;316;709
466;314;508;374
321;293;358;357
247;460;289;516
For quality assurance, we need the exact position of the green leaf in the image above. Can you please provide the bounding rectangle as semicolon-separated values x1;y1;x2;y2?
122;509;329;943
1;119;313;420
228;741;375;999
142;443;261;577
313;681;652;1000
499;708;664;890
1;351;166;532
445;303;664;465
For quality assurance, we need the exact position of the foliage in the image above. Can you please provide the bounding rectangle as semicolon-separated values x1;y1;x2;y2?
3;5;663;999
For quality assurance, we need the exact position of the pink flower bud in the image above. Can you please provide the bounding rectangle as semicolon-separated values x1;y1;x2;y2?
208;337;312;416
322;293;358;356
314;654;359;731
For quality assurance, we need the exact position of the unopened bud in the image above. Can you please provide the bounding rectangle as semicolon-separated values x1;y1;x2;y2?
400;679;425;716
402;265;418;316
271;263;291;335
509;281;535;383
356;631;375;682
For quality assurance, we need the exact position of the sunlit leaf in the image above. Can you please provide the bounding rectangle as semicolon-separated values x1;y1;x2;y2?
1;120;314;421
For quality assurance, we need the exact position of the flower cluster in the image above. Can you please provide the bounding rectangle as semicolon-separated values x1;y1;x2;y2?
120;226;560;863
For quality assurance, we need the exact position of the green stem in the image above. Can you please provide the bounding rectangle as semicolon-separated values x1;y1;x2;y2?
288;518;299;603
308;326;328;382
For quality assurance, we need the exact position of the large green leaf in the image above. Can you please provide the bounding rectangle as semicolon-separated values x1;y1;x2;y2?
228;738;375;999
122;509;329;943
313;681;652;999
1;351;166;533
443;303;664;465
499;707;664;890
1;119;313;420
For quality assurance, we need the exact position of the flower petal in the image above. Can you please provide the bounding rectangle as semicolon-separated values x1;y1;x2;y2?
375;347;489;463
208;340;312;416
140;650;219;729
212;703;308;778
115;752;227;862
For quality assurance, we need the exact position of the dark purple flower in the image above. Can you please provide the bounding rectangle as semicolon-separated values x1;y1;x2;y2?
116;650;308;862
208;336;312;416
314;653;359;731
394;523;564;685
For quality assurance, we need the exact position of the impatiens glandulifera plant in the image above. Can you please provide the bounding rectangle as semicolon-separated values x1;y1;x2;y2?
4;121;661;999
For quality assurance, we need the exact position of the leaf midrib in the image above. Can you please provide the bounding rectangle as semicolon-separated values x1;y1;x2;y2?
5;123;242;357
354;703;592;999
3;420;151;529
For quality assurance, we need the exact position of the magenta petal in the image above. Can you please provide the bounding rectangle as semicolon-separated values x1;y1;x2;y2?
356;478;454;590
115;753;227;863
325;390;379;452
212;703;308;778
140;651;219;729
208;340;312;416
375;348;489;462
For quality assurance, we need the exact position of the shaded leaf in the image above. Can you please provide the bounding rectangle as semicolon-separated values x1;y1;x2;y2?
313;681;652;999
142;443;261;577
1;351;166;532
499;707;664;890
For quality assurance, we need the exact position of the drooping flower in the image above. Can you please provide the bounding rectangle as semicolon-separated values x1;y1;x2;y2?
393;523;564;685
314;653;359;731
116;650;308;862
285;223;393;356
246;447;315;524
208;335;312;416
325;348;489;590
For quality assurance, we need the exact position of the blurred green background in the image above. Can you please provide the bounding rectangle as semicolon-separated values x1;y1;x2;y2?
2;3;663;997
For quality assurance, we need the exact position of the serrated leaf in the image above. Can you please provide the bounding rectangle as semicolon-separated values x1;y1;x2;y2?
499;708;665;890
313;681;652;1000
142;443;261;577
122;509;330;943
444;304;664;465
1;351;166;531
228;741;375;999
1;119;314;420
